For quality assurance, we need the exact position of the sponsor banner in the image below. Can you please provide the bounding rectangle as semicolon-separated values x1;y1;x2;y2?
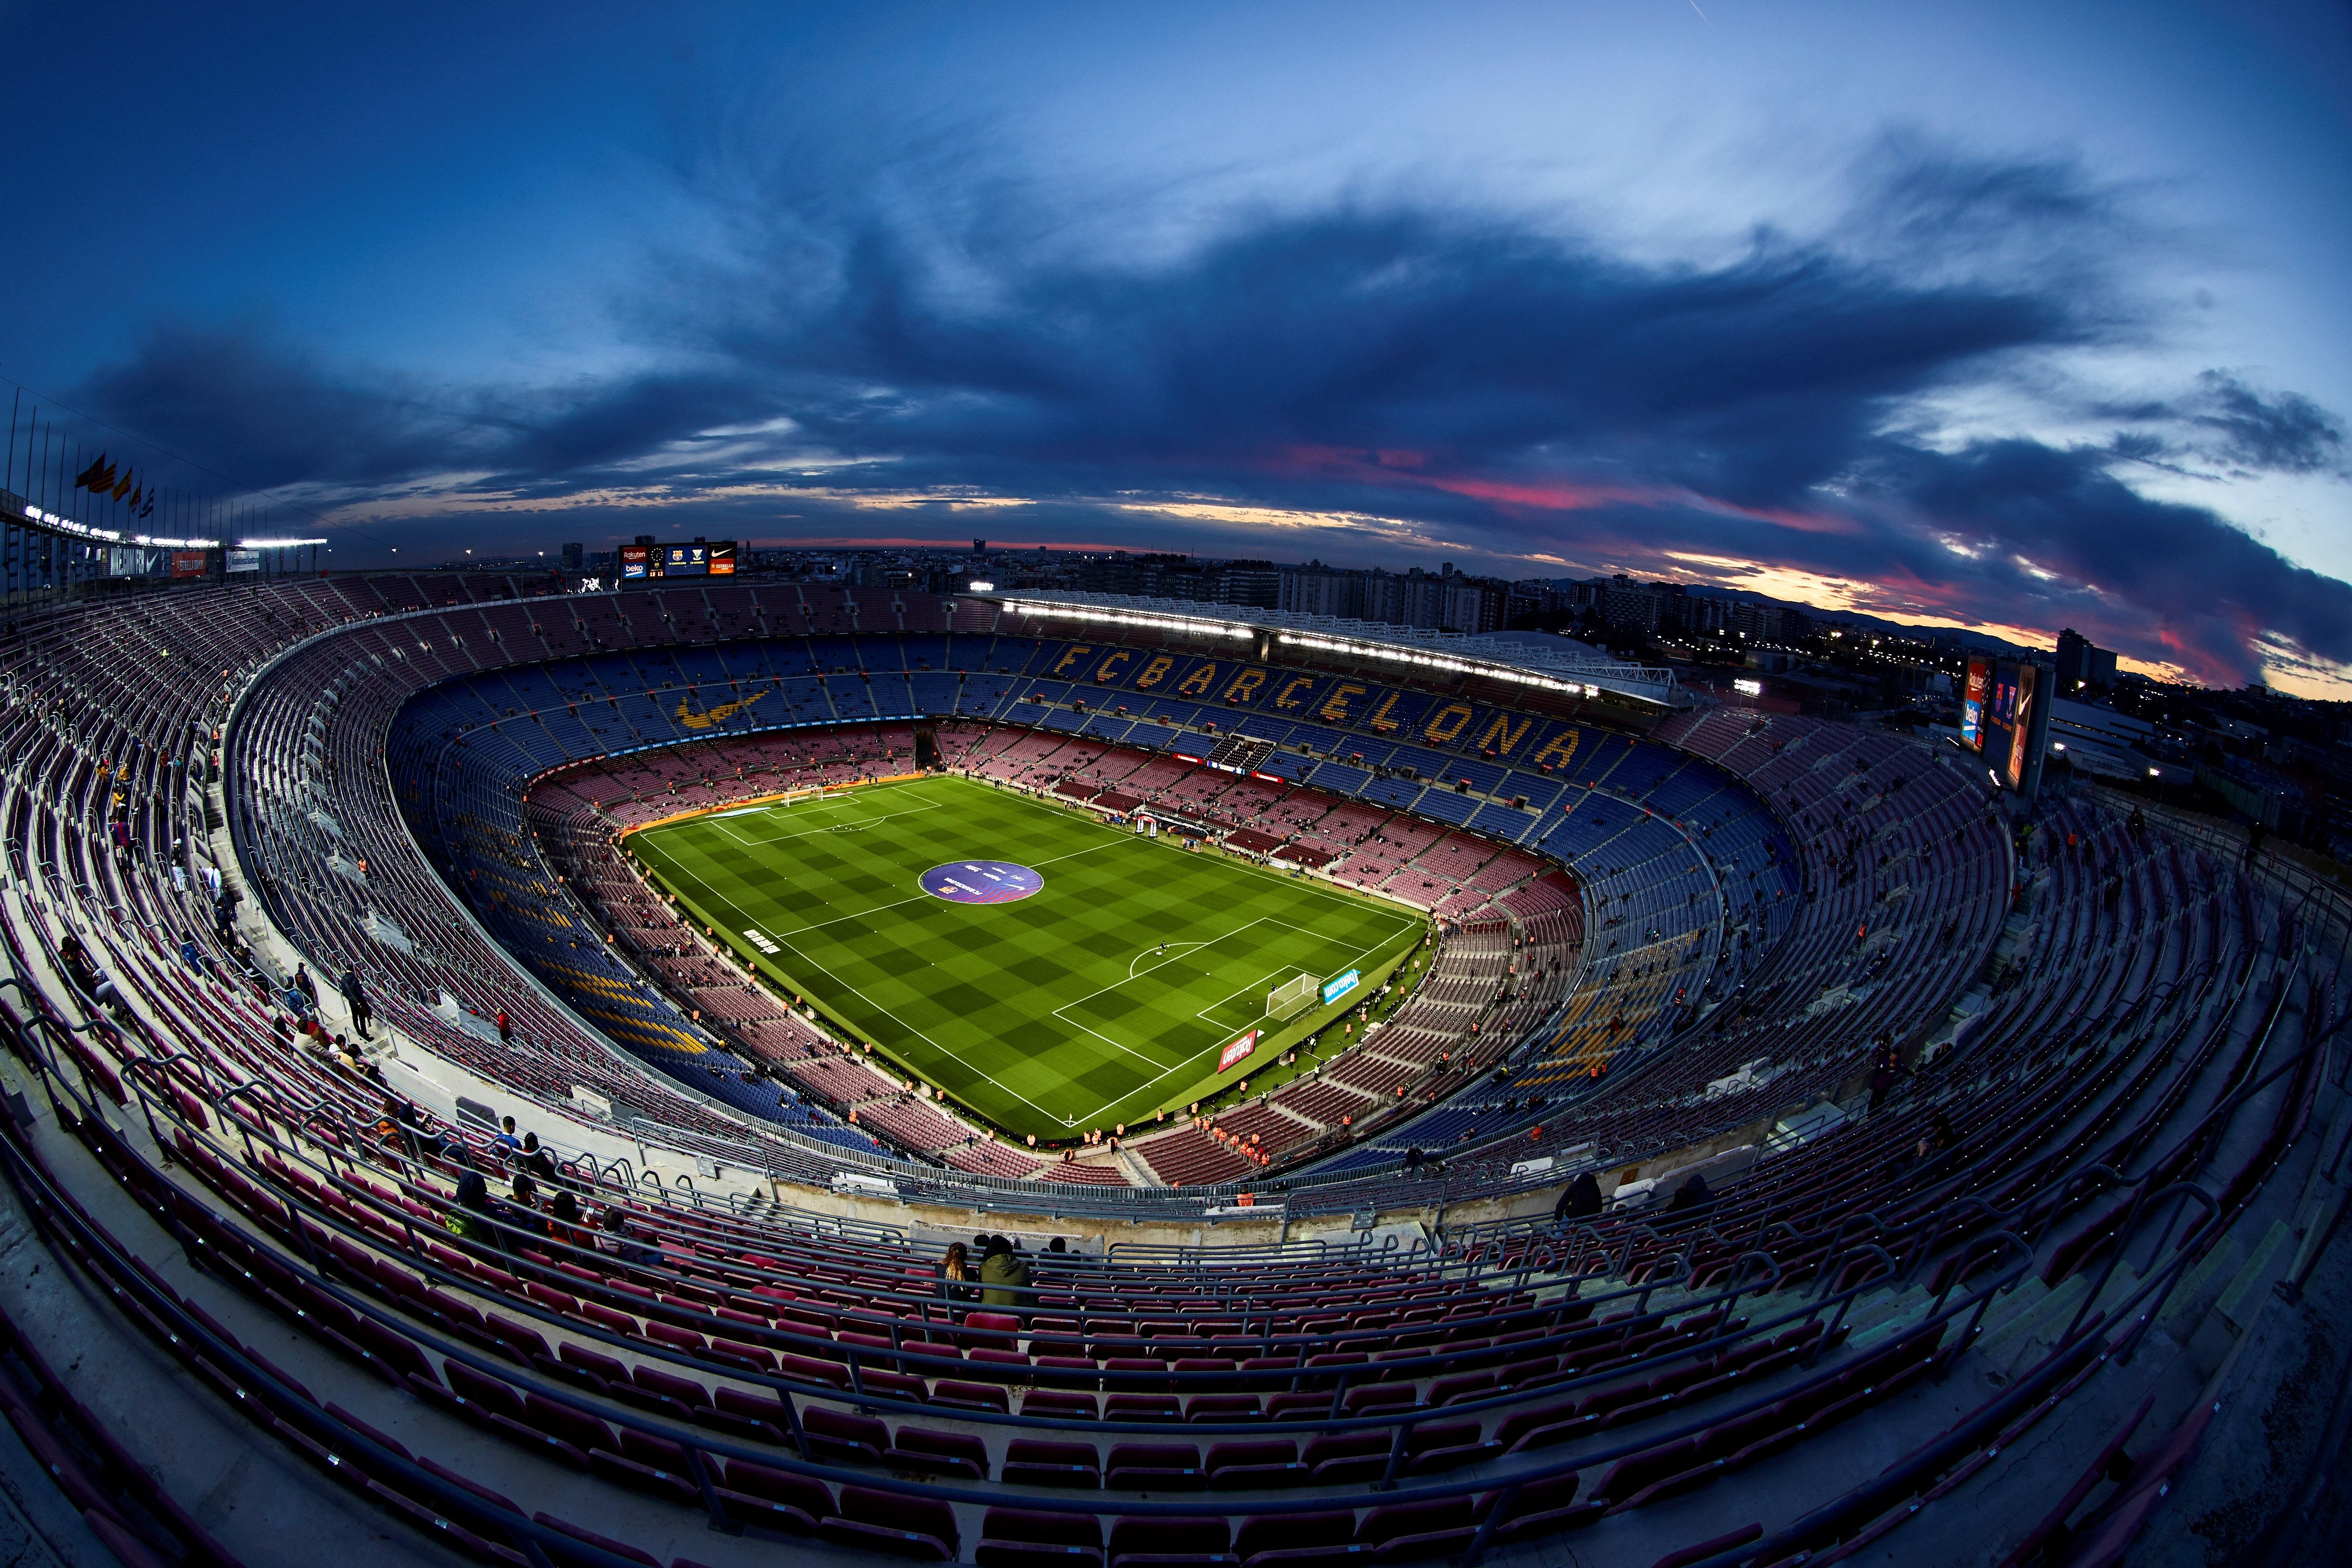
225;549;261;573
708;540;738;575
1321;969;1361;1006
172;550;209;579
1960;658;1988;751
1217;1030;1259;1073
620;544;651;579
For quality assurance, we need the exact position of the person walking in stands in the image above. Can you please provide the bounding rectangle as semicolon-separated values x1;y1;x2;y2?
979;1235;1031;1310
340;966;372;1037
1867;1043;1902;1113
292;964;318;1010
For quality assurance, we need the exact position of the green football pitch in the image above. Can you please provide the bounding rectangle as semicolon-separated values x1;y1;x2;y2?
626;775;1426;1138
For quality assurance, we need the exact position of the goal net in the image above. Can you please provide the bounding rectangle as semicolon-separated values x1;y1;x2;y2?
1267;972;1318;1021
777;787;825;808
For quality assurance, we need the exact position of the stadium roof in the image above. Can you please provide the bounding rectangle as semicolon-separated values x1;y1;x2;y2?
969;588;1687;707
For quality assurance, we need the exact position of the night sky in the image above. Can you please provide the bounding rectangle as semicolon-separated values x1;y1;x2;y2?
4;2;2348;695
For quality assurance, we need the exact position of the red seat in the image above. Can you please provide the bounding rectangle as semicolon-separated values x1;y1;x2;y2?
1109;1515;1236;1568
887;1426;989;1481
821;1485;959;1561
978;1507;1103;1568
1004;1439;1101;1489
1205;1439;1306;1489
719;1458;832;1537
1106;1441;1203;1490
531;1512;660;1568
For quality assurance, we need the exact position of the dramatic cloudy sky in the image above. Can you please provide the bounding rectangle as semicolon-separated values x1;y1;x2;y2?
4;2;2350;695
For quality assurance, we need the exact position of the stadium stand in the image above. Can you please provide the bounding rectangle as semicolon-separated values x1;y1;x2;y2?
0;572;2339;1567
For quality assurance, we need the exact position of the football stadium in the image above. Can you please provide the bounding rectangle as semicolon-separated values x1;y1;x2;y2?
0;9;2347;1567
0;562;2337;1568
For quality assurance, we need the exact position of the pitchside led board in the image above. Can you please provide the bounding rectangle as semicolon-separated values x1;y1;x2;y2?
1962;655;2052;798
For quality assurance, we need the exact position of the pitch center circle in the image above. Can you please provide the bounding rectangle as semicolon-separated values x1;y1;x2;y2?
921;861;1044;904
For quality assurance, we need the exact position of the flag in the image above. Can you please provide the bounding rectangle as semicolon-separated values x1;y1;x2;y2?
75;455;115;491
139;493;154;519
111;469;134;501
126;486;143;511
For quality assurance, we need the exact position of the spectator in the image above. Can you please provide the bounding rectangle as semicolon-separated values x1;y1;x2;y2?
496;1008;513;1045
177;933;212;979
490;1116;522;1160
293;964;318;1009
519;1132;557;1185
1554;1171;1603;1222
380;1094;440;1161
978;1236;1031;1309
1666;1173;1715;1219
57;936;124;1015
547;1190;595;1249
600;1208;662;1267
339;967;372;1038
445;1172;504;1250
938;1243;975;1304
507;1175;549;1237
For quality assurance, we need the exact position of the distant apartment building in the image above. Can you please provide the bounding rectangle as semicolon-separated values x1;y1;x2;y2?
2055;627;2119;690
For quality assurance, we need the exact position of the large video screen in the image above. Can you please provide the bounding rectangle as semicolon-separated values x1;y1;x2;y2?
664;543;710;576
1961;658;1988;750
619;544;650;579
2004;661;2040;790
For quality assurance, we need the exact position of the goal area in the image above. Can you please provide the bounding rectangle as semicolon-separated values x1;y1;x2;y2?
1267;972;1318;1021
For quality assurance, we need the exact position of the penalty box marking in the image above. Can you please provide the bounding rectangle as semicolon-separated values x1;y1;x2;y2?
1054;913;1412;1068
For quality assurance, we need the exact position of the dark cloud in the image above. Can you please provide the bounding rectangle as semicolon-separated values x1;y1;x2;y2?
62;137;2352;690
2186;371;2346;475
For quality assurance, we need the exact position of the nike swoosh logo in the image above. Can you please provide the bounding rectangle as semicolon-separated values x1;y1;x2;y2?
675;689;769;730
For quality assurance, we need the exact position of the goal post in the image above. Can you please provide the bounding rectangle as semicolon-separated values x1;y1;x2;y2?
1267;972;1317;1021
776;787;824;808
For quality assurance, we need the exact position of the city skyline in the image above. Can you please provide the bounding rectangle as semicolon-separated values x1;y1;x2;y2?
3;2;2348;696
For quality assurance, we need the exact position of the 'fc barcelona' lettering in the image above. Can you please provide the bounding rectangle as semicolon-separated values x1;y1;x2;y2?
1423;703;1475;745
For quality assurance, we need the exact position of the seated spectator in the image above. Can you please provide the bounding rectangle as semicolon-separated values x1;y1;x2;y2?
489;1116;522;1160
547;1190;595;1249
445;1172;505;1250
518;1132;557;1184
600;1208;662;1267
979;1235;1031;1309
56;936;124;1015
381;1094;445;1160
937;1242;975;1304
506;1174;550;1238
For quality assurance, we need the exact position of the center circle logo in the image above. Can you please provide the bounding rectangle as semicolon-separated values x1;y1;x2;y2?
921;861;1044;904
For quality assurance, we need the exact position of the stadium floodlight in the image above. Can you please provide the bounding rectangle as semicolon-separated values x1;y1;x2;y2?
237;537;329;547
969;580;995;591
